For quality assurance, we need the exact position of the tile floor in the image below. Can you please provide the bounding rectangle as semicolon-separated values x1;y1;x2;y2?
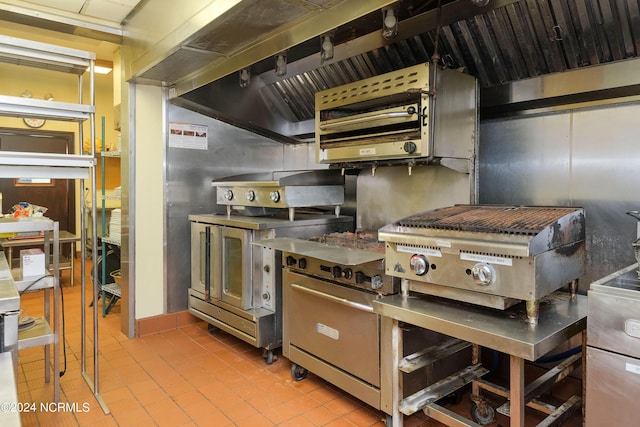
14;259;582;427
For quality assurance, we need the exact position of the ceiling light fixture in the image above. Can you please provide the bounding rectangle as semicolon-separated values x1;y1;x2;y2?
320;32;334;64
92;59;113;75
275;52;287;76
382;5;398;40
239;68;251;87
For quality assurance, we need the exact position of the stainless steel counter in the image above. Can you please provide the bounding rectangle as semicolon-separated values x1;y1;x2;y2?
373;292;587;361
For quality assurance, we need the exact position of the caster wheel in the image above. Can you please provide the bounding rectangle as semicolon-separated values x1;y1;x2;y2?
263;349;277;365
207;324;220;334
471;402;495;425
291;364;308;381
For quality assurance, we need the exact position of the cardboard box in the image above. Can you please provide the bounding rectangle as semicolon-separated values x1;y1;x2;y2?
20;248;46;277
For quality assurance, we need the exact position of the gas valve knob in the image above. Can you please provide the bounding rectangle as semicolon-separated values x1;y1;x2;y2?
332;266;342;279
285;256;297;266
471;263;496;286
409;254;429;276
224;189;234;200
270;191;281;202
371;275;383;290
246;190;256;202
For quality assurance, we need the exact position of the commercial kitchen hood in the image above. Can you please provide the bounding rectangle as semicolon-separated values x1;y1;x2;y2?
169;0;640;144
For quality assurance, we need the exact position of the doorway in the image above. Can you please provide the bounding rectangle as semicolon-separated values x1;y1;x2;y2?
0;128;76;231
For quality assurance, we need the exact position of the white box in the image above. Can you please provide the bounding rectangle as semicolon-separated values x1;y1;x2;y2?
20;248;46;277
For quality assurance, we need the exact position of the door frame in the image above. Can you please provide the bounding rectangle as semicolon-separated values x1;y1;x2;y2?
0;127;76;233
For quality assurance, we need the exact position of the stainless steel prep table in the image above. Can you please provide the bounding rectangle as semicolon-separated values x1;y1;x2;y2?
1;230;79;286
373;292;587;427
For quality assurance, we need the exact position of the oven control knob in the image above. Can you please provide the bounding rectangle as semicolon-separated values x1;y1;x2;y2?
355;271;366;284
332;266;342;279
270;191;281;202
471;263;496;286
285;256;297;266
342;268;353;280
262;292;270;301
403;141;417;154
410;254;429;276
224;189;234;200
371;275;383;290
246;190;255;202
298;258;307;269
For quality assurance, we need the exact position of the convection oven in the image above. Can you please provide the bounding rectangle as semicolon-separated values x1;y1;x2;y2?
189;170;352;363
189;213;352;364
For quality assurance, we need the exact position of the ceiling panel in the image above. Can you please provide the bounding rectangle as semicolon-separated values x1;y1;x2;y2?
7;0;142;24
81;0;136;23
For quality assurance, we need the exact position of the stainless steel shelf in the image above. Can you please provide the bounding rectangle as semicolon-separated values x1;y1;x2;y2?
0;34;94;74
102;237;121;246
0;217;55;234
1;33;95;408
12;272;55;293
17;316;55;350
0;151;93;179
100;151;121;157
0;95;95;121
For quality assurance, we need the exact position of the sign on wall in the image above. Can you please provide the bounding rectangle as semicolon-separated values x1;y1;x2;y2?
169;122;208;150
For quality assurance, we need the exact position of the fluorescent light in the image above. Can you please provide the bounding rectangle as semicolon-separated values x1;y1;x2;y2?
93;59;113;75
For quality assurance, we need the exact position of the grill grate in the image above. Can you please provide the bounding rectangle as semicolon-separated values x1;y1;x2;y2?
396;205;581;236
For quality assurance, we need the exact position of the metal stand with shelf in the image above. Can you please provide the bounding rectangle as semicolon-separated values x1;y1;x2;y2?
0;218;60;402
374;293;587;427
0;34;108;413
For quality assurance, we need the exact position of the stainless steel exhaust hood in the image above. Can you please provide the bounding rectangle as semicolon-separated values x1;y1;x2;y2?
173;0;640;144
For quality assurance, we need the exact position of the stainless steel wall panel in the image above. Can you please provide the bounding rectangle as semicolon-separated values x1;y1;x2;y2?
480;113;571;206
357;165;473;231
166;105;287;312
480;101;640;290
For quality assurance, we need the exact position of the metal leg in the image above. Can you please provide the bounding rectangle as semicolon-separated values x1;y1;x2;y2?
70;241;75;287
390;318;403;427
510;355;525;427
569;279;578;300
525;300;539;325
471;344;481;400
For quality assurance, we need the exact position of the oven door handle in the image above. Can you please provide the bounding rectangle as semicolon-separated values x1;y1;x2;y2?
204;226;211;301
290;283;373;313
319;110;416;131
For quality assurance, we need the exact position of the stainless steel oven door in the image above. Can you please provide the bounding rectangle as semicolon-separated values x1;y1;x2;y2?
219;226;253;310
190;222;220;300
284;270;380;387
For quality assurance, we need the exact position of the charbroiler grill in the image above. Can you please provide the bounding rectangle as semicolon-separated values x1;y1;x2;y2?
379;205;586;323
